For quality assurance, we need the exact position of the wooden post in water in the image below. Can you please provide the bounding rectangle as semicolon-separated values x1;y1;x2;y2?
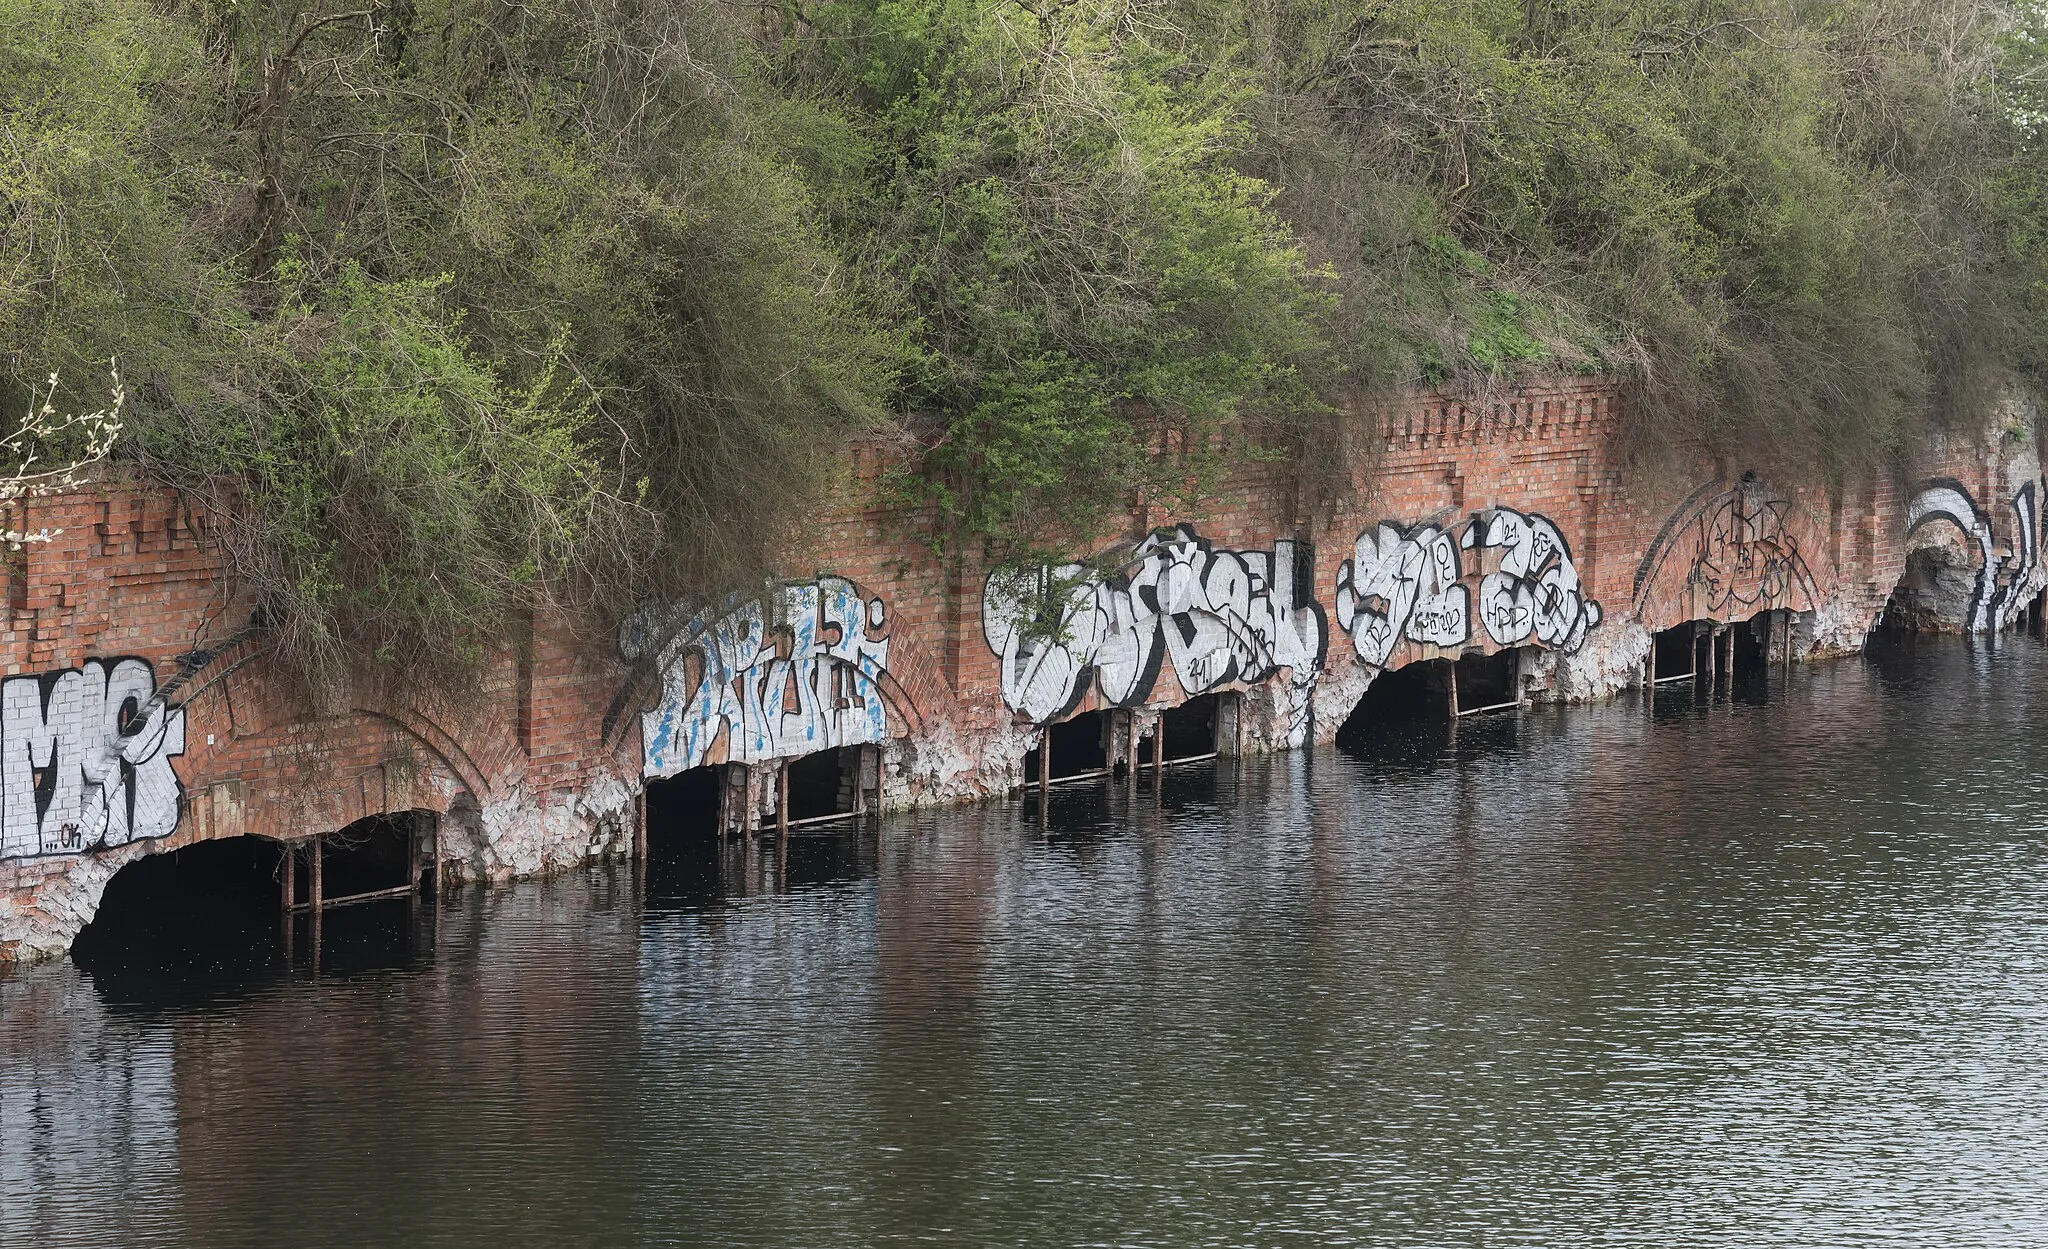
308;833;323;971
1445;659;1459;745
280;843;295;961
776;763;789;885
634;789;647;862
1039;724;1053;793
1125;711;1139;798
1782;609;1794;683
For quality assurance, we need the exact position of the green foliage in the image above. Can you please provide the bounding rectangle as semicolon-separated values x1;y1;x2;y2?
1228;0;2036;475
3;0;894;695
3;0;2047;692
782;0;1333;552
0;0;226;411
151;261;605;690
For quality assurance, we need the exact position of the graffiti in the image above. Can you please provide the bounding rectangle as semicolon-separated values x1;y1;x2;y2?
1334;521;1466;667
1632;482;1824;620
982;525;1328;741
1335;508;1600;668
1906;477;2045;633
0;658;186;860
635;577;907;777
1469;508;1604;653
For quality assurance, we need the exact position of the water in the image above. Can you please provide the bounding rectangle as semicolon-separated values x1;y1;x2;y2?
6;637;2048;1247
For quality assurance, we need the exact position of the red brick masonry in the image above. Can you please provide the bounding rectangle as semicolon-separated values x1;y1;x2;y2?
3;381;2037;959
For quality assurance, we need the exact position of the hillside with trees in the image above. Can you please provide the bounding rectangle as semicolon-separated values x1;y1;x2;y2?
3;0;2044;689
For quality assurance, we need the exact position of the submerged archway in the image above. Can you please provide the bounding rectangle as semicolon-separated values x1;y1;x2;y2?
71;836;288;976
1335;660;1451;756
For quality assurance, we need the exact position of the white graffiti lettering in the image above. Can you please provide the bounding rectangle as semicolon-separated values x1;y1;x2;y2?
1468;508;1603;653
982;525;1328;744
1336;509;1600;667
0;659;186;860
637;577;898;777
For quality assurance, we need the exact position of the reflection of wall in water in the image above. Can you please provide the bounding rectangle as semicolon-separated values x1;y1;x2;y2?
0;969;181;1240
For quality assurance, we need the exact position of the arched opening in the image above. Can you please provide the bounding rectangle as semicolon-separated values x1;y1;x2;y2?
1335;659;1451;756
71;836;289;978
1023;710;1112;783
1453;647;1522;714
646;765;723;845
1158;693;1220;762
302;811;426;904
1650;623;1703;683
1885;543;1977;634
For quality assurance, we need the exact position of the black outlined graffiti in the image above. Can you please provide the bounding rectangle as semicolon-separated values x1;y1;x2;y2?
0;658;186;860
1905;477;2045;633
1468;508;1603;653
1632;482;1824;620
982;525;1328;743
1335;508;1601;668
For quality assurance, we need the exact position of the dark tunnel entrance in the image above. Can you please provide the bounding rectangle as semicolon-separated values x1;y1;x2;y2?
71;813;434;988
1335;659;1451;757
1024;710;1111;783
71;836;289;978
786;746;865;823
304;811;426;903
1453;648;1522;713
1158;693;1221;761
1651;624;1702;683
1733;612;1772;682
646;764;724;845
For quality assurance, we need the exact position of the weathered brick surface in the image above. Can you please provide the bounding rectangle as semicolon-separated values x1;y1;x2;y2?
3;381;2039;960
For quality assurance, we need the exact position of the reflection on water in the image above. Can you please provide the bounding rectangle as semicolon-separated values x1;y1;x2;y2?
7;636;2048;1246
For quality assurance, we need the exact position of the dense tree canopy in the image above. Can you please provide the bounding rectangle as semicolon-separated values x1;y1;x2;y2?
2;0;2044;689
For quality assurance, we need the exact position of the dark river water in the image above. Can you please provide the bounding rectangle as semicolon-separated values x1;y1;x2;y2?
6;636;2048;1247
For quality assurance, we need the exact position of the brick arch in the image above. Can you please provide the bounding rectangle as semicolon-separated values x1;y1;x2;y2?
169;658;519;848
1631;480;1837;627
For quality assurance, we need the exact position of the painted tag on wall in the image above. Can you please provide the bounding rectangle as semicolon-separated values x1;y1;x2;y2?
1;658;187;860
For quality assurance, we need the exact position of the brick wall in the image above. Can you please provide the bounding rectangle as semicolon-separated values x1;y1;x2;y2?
4;378;2040;960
